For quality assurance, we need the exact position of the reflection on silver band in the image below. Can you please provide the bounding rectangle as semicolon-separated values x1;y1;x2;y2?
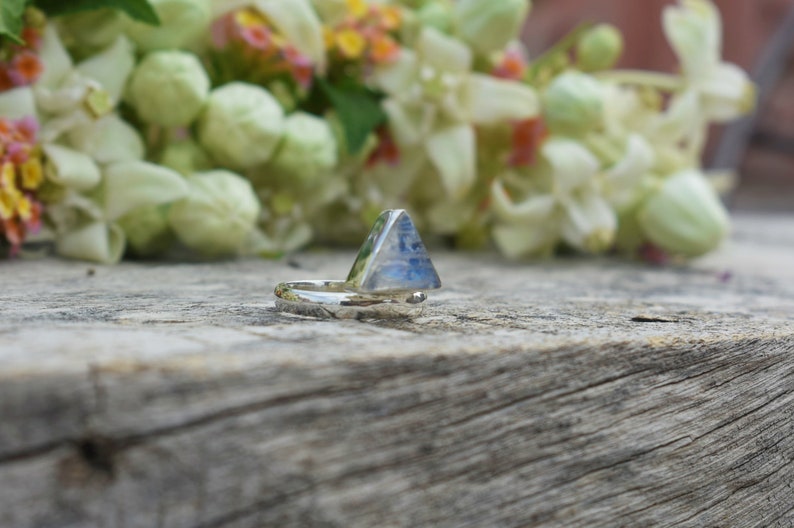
274;280;427;319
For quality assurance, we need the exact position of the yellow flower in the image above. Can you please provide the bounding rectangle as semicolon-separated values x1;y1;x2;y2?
0;187;19;220
346;0;367;19
335;29;366;59
235;8;266;28
323;26;336;49
1;162;16;189
16;194;32;221
380;6;401;30
20;158;44;190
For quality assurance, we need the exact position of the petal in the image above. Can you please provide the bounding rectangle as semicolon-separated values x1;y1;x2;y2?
0;87;37;120
604;134;655;210
68;114;145;164
254;0;326;72
465;74;539;125
37;25;73;89
698;62;756;122
426;124;475;199
662;0;720;79
56;221;126;264
650;89;701;144
42;144;102;191
103;161;188;220
417;27;471;74
366;146;426;198
382;98;435;146
76;35;135;104
542;138;599;195
491;179;556;223
492;221;558;259
560;190;616;253
373;49;419;96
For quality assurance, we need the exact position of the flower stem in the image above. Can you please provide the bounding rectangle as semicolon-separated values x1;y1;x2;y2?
595;70;685;92
526;22;594;84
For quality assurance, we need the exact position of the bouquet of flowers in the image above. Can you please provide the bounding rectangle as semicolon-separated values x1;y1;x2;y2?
0;0;755;263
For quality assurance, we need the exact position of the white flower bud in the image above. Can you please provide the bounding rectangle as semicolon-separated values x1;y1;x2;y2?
159;139;212;176
638;170;729;257
125;0;211;52
454;0;530;56
543;71;604;135
577;24;623;71
168;170;261;256
129;51;210;127
117;205;173;257
199;83;286;169
270;112;338;185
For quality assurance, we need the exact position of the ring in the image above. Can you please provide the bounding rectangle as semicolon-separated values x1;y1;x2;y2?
274;209;441;319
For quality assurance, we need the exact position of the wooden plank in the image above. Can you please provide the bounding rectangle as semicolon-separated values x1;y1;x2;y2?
1;213;794;527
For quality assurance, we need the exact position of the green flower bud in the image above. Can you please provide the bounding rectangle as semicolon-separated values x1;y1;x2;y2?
454;0;530;56
159;139;212;176
543;71;604;135
125;0;211;52
270;112;338;185
129;51;210;127
199;82;286;169
576;24;623;72
117;205;173;257
168;170;261;256
638;170;729;257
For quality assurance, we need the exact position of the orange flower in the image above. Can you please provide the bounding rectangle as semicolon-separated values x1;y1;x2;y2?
370;35;399;63
9;51;43;86
335;29;367;59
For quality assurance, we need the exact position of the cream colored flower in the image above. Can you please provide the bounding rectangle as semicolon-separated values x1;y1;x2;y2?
662;0;755;122
491;138;618;257
373;27;538;198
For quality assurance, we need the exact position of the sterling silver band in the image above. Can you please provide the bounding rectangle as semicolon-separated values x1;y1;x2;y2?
274;280;427;319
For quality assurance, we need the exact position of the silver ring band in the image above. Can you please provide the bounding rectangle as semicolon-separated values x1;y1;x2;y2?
274;280;427;319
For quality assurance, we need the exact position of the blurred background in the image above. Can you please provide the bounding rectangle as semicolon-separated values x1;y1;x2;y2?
523;0;794;212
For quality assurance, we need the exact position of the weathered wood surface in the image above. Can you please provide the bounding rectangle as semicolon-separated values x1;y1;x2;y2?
2;213;794;528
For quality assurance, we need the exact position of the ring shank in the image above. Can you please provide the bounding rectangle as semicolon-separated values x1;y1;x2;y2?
274;280;427;319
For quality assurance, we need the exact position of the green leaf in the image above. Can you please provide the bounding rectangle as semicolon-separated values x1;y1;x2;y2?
318;79;386;155
34;0;160;25
0;0;27;44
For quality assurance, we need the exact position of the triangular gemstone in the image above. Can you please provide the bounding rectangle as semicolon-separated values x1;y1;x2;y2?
346;209;441;293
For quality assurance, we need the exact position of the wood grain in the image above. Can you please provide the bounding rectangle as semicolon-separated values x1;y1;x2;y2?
2;214;794;528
